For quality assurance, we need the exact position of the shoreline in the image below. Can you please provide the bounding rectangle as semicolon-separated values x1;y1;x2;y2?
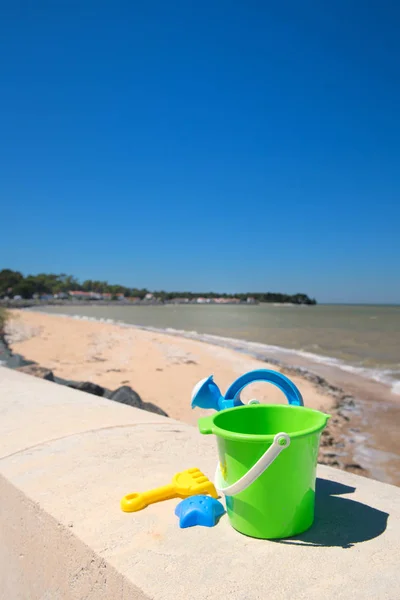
4;309;399;485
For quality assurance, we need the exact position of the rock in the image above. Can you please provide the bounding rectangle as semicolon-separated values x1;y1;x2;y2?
142;401;168;417
67;381;105;397
338;410;351;421
0;338;12;362
319;458;340;467
344;463;366;473
342;396;355;406
0;344;35;369
107;385;168;417
320;433;335;447
107;385;143;408
321;451;338;458
16;364;55;381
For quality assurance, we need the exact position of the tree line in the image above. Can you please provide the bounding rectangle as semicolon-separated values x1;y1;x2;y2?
0;269;317;305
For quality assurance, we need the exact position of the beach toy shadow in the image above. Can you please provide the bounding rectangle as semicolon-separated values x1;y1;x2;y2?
273;478;389;548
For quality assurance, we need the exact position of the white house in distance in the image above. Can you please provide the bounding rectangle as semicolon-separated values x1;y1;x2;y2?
68;291;125;301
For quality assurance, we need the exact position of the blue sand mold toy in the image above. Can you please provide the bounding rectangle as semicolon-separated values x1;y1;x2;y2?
175;496;225;528
191;368;304;412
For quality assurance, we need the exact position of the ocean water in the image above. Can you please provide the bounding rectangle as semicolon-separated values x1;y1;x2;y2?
32;303;400;394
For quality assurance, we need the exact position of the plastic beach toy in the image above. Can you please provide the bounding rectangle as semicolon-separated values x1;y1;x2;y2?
198;403;329;539
175;495;225;528
191;369;304;411
121;468;218;513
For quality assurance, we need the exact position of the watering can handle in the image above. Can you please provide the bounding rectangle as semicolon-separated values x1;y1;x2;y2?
214;432;290;496
225;370;303;407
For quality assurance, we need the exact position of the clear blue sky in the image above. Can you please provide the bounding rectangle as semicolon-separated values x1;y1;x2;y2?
1;1;399;303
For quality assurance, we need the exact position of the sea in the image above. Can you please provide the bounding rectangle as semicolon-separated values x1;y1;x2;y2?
31;303;400;484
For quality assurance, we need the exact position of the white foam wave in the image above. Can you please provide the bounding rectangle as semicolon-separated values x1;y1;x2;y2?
391;381;400;396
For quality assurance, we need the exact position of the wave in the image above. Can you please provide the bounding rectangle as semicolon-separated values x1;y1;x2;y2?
32;310;400;395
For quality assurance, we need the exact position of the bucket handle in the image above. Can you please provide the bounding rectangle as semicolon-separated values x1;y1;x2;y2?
215;432;290;496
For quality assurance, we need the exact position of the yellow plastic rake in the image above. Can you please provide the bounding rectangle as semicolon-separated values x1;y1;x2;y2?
121;468;218;512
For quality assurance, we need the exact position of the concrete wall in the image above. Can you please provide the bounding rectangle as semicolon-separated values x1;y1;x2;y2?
0;367;399;600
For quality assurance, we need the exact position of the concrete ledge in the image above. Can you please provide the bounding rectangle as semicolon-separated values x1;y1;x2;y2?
1;367;399;599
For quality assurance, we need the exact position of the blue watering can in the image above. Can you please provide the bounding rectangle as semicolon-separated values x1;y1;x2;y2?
191;369;304;411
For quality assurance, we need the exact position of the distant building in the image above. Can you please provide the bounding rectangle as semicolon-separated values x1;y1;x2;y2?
214;297;238;304
69;291;90;298
69;291;102;300
145;293;154;300
68;291;124;301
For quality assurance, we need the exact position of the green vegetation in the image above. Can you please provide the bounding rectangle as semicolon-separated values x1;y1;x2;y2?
153;291;316;304
0;307;8;333
0;269;148;299
0;269;317;305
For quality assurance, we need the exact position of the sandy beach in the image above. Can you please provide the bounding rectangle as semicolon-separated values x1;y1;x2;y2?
5;310;336;426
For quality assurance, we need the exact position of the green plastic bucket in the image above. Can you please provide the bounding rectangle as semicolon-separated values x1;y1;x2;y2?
198;404;329;539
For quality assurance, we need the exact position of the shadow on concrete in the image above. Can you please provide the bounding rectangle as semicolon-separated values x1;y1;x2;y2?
275;478;389;549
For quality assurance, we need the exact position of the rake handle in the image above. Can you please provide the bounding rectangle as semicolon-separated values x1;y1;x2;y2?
121;484;177;512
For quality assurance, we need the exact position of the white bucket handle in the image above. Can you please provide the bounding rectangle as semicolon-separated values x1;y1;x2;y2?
215;432;290;496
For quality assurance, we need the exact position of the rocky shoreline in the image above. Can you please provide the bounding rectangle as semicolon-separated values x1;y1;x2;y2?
281;365;367;476
0;329;168;417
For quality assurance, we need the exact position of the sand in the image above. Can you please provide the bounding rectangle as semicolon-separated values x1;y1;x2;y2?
5;310;335;426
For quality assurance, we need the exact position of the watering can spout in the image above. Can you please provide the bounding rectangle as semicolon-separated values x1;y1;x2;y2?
191;376;226;411
191;376;242;411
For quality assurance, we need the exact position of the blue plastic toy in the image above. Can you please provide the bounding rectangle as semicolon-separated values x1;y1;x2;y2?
191;369;304;411
175;495;225;528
